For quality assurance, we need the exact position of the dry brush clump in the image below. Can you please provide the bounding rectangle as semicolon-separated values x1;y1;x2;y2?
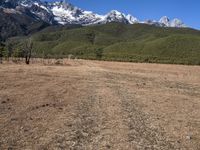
1;57;79;66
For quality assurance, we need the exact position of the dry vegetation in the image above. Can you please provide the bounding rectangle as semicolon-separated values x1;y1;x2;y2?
0;59;200;149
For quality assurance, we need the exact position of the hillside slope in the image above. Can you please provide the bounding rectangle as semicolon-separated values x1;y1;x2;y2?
0;8;50;41
12;23;200;65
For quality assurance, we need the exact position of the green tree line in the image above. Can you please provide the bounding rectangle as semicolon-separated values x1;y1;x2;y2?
0;38;33;64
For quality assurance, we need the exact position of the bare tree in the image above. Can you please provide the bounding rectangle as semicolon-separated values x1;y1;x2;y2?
23;39;33;65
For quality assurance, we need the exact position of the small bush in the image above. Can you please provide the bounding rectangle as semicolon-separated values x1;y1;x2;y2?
95;48;103;59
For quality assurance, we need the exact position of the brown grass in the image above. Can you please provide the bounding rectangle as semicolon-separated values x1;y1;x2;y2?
0;59;200;149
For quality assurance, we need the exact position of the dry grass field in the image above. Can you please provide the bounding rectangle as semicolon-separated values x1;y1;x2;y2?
0;60;200;150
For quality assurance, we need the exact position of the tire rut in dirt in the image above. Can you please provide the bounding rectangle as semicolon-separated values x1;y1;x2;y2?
68;95;101;149
121;93;175;150
52;70;131;149
104;71;178;149
43;82;102;149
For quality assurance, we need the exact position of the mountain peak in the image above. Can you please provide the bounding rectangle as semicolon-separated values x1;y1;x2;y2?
109;10;123;15
159;16;170;27
105;10;129;24
170;18;186;27
126;14;138;24
159;16;186;28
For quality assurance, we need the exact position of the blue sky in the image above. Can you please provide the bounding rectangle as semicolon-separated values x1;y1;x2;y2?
45;0;199;29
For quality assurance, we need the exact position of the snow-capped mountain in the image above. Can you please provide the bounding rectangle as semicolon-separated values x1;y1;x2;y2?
48;1;103;25
159;16;186;27
103;10;129;24
0;0;187;28
126;14;139;24
170;18;186;27
0;0;54;23
48;2;186;27
159;16;170;27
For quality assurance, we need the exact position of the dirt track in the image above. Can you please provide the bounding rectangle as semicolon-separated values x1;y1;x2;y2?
0;60;200;150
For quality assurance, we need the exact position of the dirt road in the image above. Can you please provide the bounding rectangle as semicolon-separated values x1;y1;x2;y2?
0;60;200;149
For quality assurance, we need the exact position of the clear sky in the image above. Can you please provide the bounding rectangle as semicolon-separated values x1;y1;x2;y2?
45;0;199;29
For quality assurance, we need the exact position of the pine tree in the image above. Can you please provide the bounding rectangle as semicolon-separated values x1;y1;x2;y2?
12;47;23;58
0;42;6;63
